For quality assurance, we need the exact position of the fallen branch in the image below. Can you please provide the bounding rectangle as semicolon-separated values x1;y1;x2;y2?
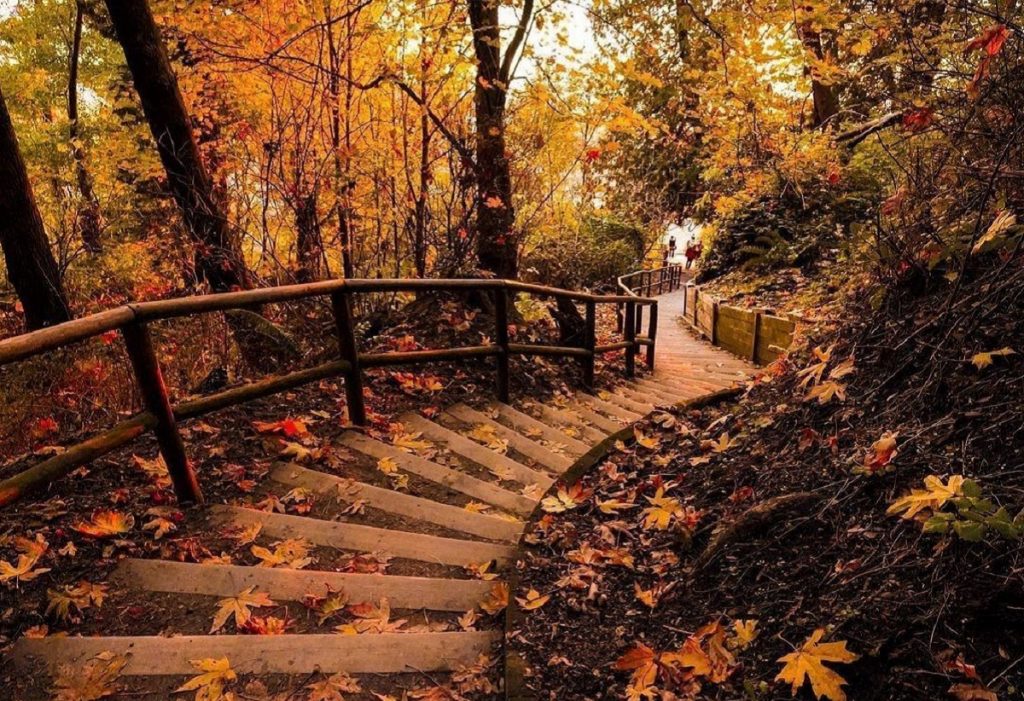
693;491;821;570
835;111;905;147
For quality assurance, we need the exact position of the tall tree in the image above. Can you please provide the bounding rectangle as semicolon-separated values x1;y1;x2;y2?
69;0;104;253
0;87;73;331
467;0;534;279
103;0;250;292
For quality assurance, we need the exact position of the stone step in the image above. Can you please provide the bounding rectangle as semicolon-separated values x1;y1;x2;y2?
270;463;522;542
14;631;498;675
339;432;535;516
400;413;553;489
445;404;573;473
114;559;493;611
212;505;515;567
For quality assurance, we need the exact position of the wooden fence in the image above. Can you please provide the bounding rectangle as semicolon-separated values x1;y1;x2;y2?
615;265;686;370
0;273;684;508
682;283;796;365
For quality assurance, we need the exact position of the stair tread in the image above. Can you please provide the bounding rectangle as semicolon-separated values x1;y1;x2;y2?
486;402;591;456
445;404;573;473
339;432;536;516
212;505;515;567
270;463;522;542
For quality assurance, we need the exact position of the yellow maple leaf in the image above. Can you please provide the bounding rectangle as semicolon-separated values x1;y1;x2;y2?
176;657;237;701
776;629;859;701
887;475;966;520
306;672;362;701
479;582;509;615
515;588;550;611
641;487;682;530
51;651;129;701
541;483;590;513
392;431;433;453
0;534;50;584
598;499;636;514
730;619;759;649
633;426;661;450
806;380;847;404
210;585;275;633
971;347;1015;370
251;538;313;569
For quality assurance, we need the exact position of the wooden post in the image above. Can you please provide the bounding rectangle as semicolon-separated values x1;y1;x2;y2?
494;287;510;403
634;301;643;355
646;302;658;369
624;302;636;378
331;290;367;426
693;287;700;325
711;301;719;345
751;311;762;363
121;321;202;504
583;299;596;390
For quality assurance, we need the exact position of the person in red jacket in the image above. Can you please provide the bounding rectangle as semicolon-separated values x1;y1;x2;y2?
685;242;698;269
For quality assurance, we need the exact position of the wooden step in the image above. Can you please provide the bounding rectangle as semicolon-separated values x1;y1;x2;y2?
339;433;535;516
114;559;493;611
574;393;643;422
445;404;573;473
486;402;590;456
14;631;498;675
564;400;627;433
633;380;701;403
600;389;653;414
400;413;554;489
531;404;607;443
623;382;684;405
270;463;522;542
212;505;515;567
635;376;716;396
615;384;669;409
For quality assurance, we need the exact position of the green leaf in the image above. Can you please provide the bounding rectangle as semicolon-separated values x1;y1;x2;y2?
952;520;986;542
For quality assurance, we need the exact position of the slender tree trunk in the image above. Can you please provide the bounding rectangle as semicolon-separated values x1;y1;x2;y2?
799;23;840;129
69;1;103;253
0;88;73;330
295;192;322;283
468;0;518;279
103;0;250;292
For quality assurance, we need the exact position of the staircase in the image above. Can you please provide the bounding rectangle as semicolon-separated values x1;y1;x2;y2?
11;288;752;696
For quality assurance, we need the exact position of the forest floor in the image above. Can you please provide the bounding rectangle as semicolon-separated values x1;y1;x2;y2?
508;263;1024;701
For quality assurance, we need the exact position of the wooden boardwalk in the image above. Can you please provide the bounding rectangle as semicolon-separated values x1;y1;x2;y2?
12;287;752;692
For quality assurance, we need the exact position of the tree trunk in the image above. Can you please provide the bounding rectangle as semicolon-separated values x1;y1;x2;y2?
69;1;103;253
468;0;519;279
799;23;840;129
103;0;250;292
295;192;322;283
0;88;73;330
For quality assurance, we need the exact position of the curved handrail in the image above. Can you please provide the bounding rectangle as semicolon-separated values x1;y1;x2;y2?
0;275;670;508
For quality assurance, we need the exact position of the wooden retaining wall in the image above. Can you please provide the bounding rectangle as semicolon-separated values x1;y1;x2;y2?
682;284;796;365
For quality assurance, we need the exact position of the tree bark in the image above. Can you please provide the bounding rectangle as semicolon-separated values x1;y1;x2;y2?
467;0;532;279
103;0;250;292
69;1;104;253
799;23;840;129
0;88;73;330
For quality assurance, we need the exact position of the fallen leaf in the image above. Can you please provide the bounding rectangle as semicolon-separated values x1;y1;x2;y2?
210;585;275;633
775;628;858;701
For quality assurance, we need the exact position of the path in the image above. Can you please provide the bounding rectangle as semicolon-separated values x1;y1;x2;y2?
12;289;753;694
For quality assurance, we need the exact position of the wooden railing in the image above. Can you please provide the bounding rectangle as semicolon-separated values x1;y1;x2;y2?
0;277;672;508
616;264;687;370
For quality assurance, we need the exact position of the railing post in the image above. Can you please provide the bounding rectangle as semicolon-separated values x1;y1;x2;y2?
634;301;643;355
494;286;511;403
646;302;658;369
121;320;202;504
624;302;636;378
331;289;367;426
583;299;596;390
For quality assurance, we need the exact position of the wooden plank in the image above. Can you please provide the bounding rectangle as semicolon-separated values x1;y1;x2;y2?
270;464;522;542
14;631;499;675
400;413;553;489
114;559;493;611
485;402;590;456
601;389;654;414
444;404;572;473
531;404;607;444
212;505;515;567
626;380;689;404
573;393;643;423
565;400;627;433
339;433;535;516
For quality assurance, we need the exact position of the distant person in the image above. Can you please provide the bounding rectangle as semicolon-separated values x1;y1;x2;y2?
685;243;698;269
668;235;677;260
